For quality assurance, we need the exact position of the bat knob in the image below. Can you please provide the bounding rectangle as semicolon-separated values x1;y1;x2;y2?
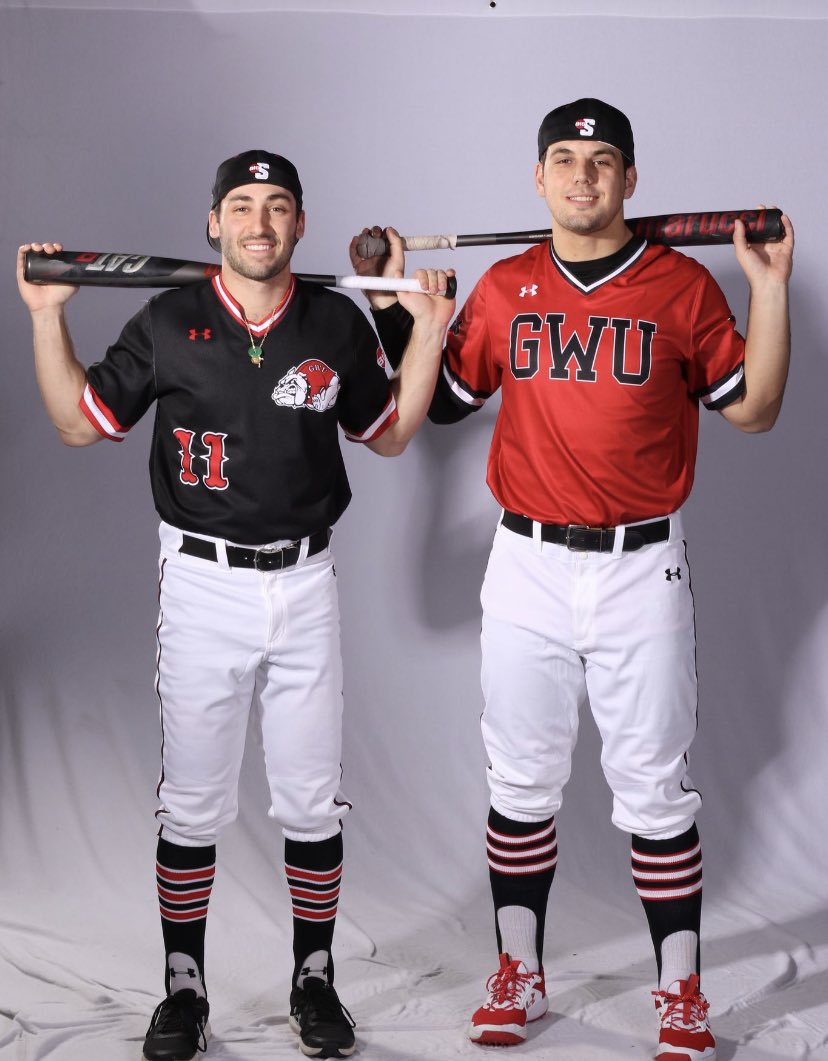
356;234;388;259
23;250;41;283
444;275;457;300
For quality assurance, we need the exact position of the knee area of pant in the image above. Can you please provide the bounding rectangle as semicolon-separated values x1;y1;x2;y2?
282;823;343;842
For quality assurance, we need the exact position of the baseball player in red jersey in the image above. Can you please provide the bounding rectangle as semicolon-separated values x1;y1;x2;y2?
352;99;793;1059
16;149;455;1061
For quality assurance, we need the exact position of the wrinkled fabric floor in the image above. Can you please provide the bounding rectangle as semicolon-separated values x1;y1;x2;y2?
3;870;828;1060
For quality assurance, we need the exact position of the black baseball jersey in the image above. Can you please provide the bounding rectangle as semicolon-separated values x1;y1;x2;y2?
81;275;396;543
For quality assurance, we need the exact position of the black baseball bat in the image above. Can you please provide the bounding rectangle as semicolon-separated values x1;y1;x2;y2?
355;208;786;256
23;250;457;298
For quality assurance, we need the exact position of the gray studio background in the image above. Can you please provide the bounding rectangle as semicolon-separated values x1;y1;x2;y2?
1;2;827;1059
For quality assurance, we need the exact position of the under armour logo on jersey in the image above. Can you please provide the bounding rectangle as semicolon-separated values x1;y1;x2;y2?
519;284;538;298
575;118;596;137
249;162;270;180
188;328;212;341
665;567;682;581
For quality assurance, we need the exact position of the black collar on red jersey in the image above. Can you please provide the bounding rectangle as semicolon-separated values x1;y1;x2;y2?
550;235;646;293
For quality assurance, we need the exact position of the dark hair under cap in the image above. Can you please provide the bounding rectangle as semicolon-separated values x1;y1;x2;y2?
537;98;635;165
207;149;303;251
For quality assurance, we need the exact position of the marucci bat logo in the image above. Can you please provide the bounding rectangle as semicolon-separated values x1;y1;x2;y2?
636;210;769;243
272;359;340;412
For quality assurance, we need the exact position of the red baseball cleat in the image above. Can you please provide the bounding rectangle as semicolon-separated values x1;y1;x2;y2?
468;953;548;1046
653;974;717;1060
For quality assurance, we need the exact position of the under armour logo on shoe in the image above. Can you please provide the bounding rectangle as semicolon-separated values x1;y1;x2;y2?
665;567;681;581
519;285;538;298
170;966;198;980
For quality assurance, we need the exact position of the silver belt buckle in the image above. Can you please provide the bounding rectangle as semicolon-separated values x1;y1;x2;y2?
564;524;592;551
253;544;284;571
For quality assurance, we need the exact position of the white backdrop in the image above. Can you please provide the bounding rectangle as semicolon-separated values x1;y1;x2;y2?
1;6;827;1060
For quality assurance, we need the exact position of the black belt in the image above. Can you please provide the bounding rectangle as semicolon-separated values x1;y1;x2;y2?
501;510;670;553
179;529;330;571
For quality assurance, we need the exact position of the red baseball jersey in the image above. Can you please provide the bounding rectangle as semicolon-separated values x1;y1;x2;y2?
81;275;397;544
443;240;745;526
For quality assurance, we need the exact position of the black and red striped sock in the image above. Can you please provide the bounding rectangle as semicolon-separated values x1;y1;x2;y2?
156;837;216;997
631;824;702;984
285;831;343;988
487;807;558;966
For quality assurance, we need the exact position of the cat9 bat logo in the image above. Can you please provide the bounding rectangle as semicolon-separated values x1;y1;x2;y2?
272;359;340;412
250;162;270;180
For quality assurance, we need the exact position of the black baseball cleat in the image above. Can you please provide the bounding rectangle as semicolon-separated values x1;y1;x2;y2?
142;989;210;1060
289;977;356;1058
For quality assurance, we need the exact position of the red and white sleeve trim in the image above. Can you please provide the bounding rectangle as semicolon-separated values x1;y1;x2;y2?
80;384;128;441
343;393;399;443
442;361;487;408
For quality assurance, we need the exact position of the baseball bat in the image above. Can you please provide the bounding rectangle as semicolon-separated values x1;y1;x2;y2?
23;250;457;299
355;208;785;257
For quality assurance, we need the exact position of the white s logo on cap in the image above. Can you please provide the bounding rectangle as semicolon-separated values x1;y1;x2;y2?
575;118;595;137
249;162;270;180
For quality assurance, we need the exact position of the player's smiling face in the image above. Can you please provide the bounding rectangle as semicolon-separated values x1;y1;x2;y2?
209;183;305;282
535;141;636;238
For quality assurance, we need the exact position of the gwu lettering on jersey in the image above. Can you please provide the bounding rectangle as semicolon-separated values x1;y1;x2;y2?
510;313;657;386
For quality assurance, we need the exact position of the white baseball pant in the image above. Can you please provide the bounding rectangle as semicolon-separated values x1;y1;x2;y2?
480;512;702;840
154;521;350;846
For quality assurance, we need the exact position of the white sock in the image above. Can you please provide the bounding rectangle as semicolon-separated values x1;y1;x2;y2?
168;951;206;999
659;930;698;992
297;949;329;989
497;907;539;973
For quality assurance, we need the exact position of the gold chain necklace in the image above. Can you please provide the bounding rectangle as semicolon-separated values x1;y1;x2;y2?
242;309;277;368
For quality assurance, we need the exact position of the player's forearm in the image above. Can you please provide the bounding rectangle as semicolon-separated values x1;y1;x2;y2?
723;280;790;433
367;319;445;457
372;301;414;372
365;291;399;313
30;307;100;446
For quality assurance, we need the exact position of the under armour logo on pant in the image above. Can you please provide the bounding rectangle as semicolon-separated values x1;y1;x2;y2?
665;567;682;581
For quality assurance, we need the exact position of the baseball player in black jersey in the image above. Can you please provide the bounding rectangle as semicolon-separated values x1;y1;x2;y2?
17;149;455;1061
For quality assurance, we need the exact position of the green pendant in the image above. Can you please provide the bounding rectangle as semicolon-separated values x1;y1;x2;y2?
248;346;263;367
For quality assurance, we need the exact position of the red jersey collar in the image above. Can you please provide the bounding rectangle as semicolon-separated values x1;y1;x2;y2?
211;273;297;336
